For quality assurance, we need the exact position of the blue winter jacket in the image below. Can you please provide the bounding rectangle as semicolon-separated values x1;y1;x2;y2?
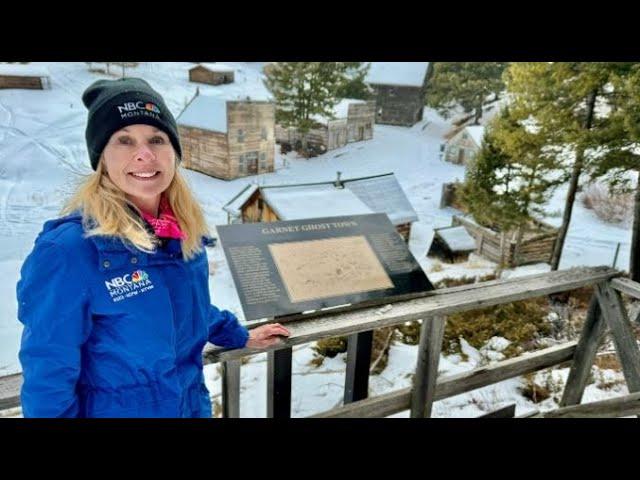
16;213;249;418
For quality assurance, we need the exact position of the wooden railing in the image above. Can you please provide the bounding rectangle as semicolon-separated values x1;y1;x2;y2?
4;266;640;418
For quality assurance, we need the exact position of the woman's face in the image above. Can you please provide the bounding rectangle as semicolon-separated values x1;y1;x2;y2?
101;124;176;207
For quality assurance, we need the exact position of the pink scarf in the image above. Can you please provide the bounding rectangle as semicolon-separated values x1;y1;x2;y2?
140;195;187;240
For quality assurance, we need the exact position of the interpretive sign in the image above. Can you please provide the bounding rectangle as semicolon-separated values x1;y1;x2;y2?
217;214;433;320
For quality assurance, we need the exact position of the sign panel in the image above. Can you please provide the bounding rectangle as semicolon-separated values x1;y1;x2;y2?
217;214;433;320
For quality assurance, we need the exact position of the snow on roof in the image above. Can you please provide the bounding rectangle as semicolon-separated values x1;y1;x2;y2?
0;64;50;77
197;63;235;73
334;98;366;118
234;174;418;226
365;62;430;87
262;185;373;220
436;226;476;252
311;98;366;125
223;184;260;214
176;95;228;133
345;174;419;225
465;126;485;147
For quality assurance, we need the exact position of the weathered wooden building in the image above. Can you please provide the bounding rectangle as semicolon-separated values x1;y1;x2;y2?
176;94;275;180
275;99;376;152
443;125;485;166
364;62;432;127
189;63;235;86
428;225;477;262
451;214;560;267
0;64;50;90
223;172;419;243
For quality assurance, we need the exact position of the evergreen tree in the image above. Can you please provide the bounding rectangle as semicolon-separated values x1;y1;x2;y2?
586;63;640;280
460;108;564;271
335;62;373;100
503;62;634;270
425;62;508;124
263;62;352;155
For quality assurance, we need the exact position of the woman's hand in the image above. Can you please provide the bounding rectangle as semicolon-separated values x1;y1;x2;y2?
246;323;290;349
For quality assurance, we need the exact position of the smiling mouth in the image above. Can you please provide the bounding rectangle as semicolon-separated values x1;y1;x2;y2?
128;171;160;179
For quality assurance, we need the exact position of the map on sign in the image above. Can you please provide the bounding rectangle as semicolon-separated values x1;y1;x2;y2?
269;236;394;303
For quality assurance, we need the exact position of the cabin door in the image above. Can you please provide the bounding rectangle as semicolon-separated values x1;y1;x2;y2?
358;126;364;140
245;151;259;174
458;148;465;165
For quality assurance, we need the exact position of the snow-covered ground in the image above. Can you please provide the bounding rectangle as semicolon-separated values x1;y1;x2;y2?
0;62;634;417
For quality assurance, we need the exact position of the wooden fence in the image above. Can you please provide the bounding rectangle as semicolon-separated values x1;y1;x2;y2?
3;266;640;418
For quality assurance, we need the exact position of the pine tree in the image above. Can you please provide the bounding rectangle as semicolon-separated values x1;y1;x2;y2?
264;62;352;155
503;62;634;270
586;63;640;280
335;62;373;100
460;108;564;272
425;62;508;124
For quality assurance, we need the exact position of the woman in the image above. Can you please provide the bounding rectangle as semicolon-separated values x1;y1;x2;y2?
16;77;289;418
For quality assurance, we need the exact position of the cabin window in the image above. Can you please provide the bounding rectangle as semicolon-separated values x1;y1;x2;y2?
365;122;371;129
261;127;268;140
237;129;244;142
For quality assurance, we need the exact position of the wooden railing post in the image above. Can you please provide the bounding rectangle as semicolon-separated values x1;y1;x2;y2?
267;347;292;418
560;293;607;407
410;316;445;418
344;330;374;404
595;281;640;393
221;359;241;418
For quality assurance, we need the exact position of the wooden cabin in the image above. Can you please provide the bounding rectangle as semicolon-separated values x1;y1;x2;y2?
223;172;419;243
177;94;275;180
364;62;432;127
275;99;376;153
0;64;50;90
443;125;485;166
189;63;235;86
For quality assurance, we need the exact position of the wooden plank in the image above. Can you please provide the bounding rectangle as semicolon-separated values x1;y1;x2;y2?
610;277;640;300
344;330;373;404
410;316;445;418
595;282;640;393
478;403;516;418
311;342;577;418
267;347;292;418
0;373;22;411
221;360;241;418
207;267;619;364
560;294;607;407
533;392;640;418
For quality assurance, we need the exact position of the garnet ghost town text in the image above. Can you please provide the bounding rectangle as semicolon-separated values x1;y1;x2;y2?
261;221;358;235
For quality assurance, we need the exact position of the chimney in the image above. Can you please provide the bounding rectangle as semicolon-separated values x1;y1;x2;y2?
334;171;343;188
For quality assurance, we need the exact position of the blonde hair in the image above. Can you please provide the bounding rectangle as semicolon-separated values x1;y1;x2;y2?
61;159;210;260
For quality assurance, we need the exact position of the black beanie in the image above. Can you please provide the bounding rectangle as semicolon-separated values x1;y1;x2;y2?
82;77;182;170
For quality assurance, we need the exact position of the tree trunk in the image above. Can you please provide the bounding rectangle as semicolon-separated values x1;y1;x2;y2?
550;89;598;271
301;133;309;159
474;103;483;125
512;224;526;267
631;172;640;281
